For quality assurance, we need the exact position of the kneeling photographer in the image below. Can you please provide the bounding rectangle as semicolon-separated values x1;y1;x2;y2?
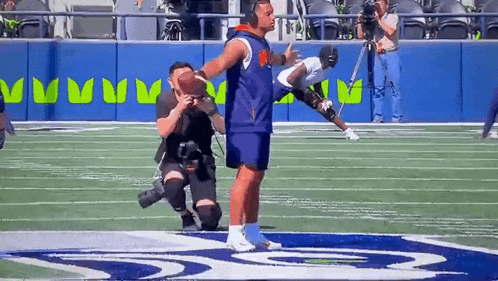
139;62;225;231
356;0;402;123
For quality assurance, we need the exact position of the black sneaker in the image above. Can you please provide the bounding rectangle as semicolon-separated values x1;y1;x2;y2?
181;211;200;232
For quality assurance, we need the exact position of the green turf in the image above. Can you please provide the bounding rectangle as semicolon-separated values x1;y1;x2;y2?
1;122;497;251
0;259;82;279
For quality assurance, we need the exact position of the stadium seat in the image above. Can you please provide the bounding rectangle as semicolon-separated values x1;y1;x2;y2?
182;0;225;40
71;5;115;39
344;0;363;11
13;0;51;38
474;0;492;12
114;0;156;40
344;4;362;39
307;0;341;40
481;0;498;38
433;0;470;39
394;0;427;39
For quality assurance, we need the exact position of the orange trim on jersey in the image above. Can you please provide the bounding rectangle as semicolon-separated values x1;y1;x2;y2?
234;24;251;32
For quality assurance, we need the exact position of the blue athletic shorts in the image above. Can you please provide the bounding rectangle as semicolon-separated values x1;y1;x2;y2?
273;80;293;103
226;132;271;171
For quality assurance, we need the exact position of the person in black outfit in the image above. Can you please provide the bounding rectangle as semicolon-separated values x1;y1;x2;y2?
138;62;225;231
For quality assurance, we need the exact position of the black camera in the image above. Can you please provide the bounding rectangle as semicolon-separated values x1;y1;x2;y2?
138;178;164;209
178;140;210;182
361;0;377;40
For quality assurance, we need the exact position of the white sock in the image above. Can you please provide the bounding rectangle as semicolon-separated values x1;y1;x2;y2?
228;225;244;236
345;127;353;134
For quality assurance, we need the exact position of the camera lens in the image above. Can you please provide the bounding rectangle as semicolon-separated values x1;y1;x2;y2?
138;179;165;208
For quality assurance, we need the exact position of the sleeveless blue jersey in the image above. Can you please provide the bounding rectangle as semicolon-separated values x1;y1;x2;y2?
225;29;273;133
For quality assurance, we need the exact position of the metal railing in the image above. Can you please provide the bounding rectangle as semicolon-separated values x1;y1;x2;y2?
1;10;498;40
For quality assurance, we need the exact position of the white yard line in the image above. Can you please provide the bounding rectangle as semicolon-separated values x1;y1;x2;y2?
2;176;497;182
3;165;496;170
0;200;496;207
1;187;497;192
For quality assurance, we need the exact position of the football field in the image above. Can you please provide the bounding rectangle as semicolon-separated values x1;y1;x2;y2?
0;122;497;280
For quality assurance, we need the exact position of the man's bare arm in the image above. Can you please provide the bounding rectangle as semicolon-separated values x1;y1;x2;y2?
200;40;247;80
286;63;307;88
271;44;298;66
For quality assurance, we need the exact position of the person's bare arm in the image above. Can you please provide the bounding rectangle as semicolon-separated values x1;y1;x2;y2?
200;40;247;80
156;94;192;138
377;12;397;37
313;82;325;98
194;96;226;134
356;12;365;39
209;113;225;134
286;63;307;88
270;44;298;66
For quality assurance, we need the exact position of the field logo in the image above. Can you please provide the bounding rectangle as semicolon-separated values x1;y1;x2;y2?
1;232;497;280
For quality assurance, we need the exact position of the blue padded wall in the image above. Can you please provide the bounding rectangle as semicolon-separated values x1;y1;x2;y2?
0;41;28;121
399;41;462;122
116;42;204;121
2;39;498;123
461;41;498;122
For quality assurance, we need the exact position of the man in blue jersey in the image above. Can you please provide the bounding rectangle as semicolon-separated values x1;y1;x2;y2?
194;0;297;252
274;45;359;140
481;87;498;139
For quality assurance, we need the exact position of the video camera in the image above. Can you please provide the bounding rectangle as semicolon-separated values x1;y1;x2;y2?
360;0;377;41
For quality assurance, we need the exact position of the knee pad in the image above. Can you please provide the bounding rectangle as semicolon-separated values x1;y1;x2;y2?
163;179;186;212
300;88;336;122
317;100;336;122
298;88;324;110
194;203;222;231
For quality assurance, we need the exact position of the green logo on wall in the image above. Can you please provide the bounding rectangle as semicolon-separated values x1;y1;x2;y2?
0;78;24;103
103;78;127;104
33;78;59;104
68;78;94;104
337;79;363;104
3;77;363;105
136;79;162;104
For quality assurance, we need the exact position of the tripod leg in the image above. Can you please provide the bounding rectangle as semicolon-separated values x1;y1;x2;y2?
338;44;367;117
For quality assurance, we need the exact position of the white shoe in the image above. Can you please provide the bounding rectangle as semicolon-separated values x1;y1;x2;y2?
226;226;256;252
485;131;498;139
372;116;384;123
345;128;359;140
245;222;282;250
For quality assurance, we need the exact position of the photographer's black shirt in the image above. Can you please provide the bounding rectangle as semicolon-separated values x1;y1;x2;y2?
156;91;214;163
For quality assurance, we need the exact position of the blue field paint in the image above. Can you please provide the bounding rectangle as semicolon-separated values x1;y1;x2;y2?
1;231;497;280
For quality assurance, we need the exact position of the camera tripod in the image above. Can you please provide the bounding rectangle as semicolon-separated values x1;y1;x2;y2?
337;39;398;117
